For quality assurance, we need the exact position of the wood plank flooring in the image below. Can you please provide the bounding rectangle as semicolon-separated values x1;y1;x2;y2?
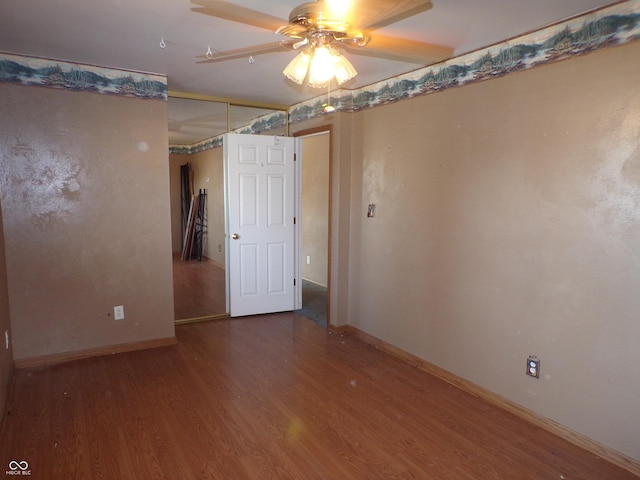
172;255;226;319
1;313;637;479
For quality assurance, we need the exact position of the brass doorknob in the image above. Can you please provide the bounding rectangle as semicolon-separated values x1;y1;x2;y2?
231;233;240;240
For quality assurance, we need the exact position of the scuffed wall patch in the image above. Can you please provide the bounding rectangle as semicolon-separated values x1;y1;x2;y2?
0;52;167;100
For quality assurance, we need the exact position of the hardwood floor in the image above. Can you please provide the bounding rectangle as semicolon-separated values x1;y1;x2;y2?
172;255;226;319
1;314;637;479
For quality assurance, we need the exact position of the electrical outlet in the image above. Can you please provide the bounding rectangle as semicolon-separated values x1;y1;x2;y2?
114;305;125;320
526;355;540;378
306;255;311;265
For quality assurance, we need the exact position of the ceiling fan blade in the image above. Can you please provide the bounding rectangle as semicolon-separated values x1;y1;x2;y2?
191;0;286;32
341;34;452;65
347;0;433;31
196;42;293;64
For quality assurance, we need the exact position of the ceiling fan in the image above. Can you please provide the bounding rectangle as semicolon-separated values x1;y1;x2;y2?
192;0;453;88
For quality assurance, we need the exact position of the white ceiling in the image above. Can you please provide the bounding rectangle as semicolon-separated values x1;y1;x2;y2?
0;1;620;145
0;0;619;106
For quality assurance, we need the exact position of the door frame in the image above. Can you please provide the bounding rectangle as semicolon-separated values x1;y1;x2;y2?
294;125;333;327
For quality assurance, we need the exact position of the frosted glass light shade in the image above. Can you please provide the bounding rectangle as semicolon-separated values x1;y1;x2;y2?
333;53;357;84
308;45;335;88
283;50;311;84
283;43;357;88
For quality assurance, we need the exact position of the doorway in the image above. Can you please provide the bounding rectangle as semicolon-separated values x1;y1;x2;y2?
296;128;331;328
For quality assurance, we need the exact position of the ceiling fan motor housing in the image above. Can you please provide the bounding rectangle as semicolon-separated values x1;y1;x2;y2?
289;2;350;32
278;1;369;47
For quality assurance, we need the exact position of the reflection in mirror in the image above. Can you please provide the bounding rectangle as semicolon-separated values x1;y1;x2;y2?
229;105;287;136
168;97;228;145
169;97;228;321
168;96;288;323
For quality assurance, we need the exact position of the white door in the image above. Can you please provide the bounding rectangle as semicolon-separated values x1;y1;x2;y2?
224;133;299;317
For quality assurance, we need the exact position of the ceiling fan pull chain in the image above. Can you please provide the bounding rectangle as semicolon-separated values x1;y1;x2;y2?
159;38;166;49
206;46;213;59
249;55;255;64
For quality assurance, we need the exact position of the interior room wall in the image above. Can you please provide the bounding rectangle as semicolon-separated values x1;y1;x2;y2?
292;114;355;327
0;200;13;417
345;40;640;461
0;84;175;362
301;133;330;286
169;148;225;267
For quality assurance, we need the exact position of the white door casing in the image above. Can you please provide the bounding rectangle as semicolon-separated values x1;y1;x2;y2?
224;133;299;317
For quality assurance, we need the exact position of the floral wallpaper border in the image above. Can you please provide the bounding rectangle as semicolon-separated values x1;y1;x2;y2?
2;1;638;153
0;52;167;100
290;0;640;122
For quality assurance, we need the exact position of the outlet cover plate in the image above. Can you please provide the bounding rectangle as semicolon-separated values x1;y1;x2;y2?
114;305;125;320
526;355;540;378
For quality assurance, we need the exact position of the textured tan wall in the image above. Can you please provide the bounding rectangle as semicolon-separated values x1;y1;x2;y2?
169;149;225;267
301;133;330;286
347;41;640;460
0;84;175;361
0;200;13;415
190;148;225;267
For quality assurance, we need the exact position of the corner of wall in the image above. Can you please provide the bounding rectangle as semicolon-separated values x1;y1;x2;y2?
0;195;15;424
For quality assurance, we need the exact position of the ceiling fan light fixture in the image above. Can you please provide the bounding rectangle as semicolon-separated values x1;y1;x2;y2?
194;0;451;95
308;44;336;87
333;52;357;84
284;40;357;88
283;49;311;84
